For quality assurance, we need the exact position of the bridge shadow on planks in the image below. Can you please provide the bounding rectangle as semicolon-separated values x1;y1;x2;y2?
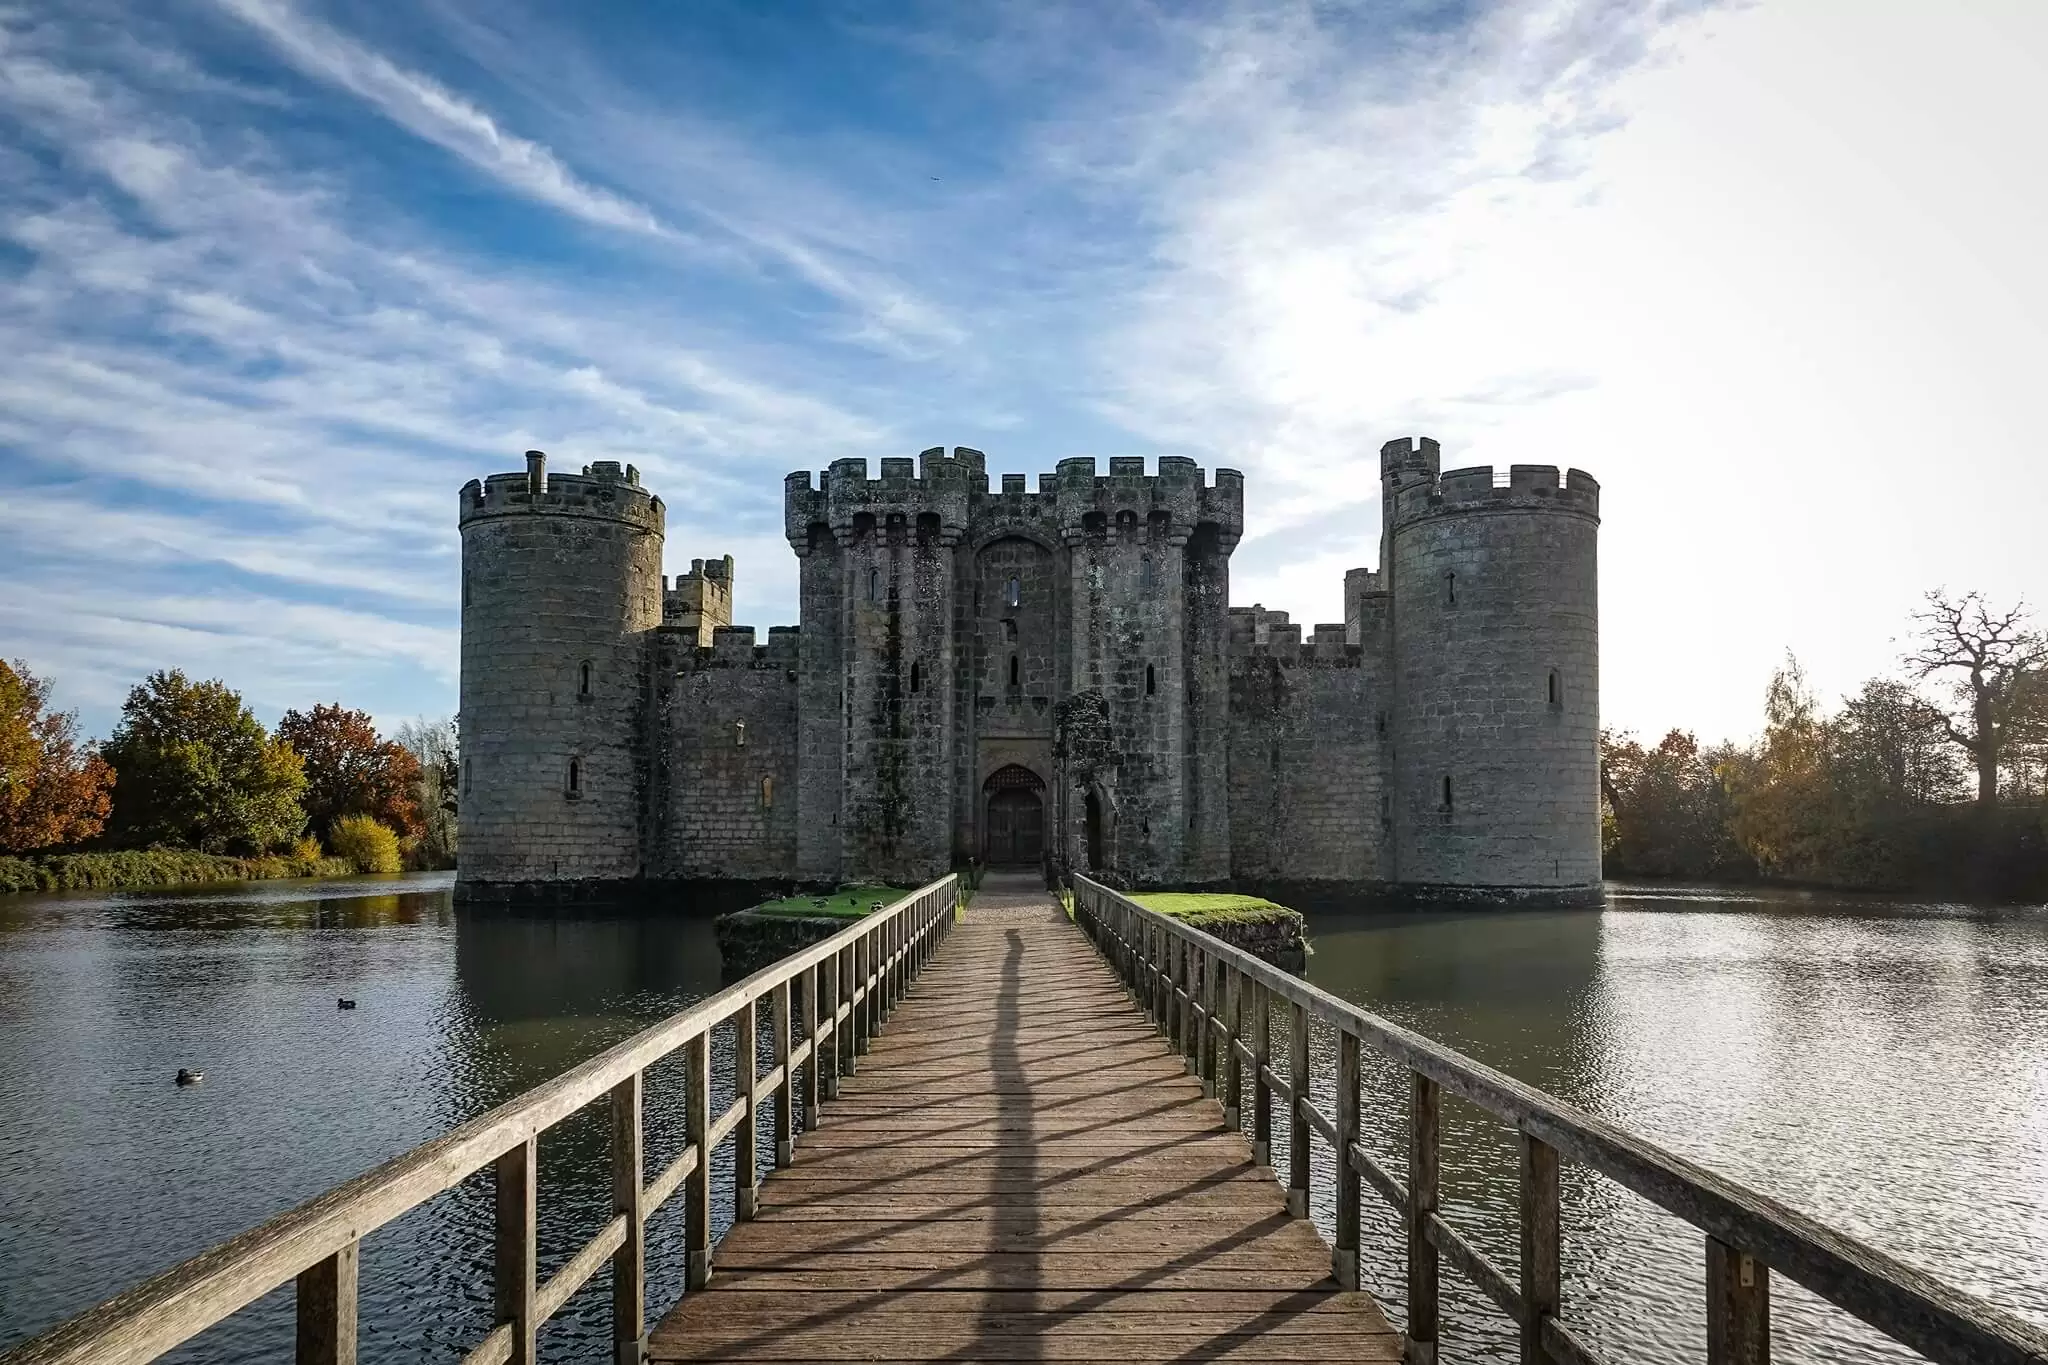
649;885;1401;1363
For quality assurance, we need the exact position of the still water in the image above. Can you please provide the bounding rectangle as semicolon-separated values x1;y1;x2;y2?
0;876;2042;1363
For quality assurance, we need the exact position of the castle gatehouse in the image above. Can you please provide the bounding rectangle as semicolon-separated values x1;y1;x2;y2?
455;439;1601;904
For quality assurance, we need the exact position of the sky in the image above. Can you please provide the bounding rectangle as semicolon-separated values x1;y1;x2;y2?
2;0;2044;746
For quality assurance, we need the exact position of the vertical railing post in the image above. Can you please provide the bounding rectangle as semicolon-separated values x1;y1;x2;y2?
1154;923;1170;1032
1707;1238;1770;1365
1287;1002;1310;1218
1196;949;1212;1096
803;962;823;1129
1520;1134;1560;1365
857;932;874;1052
1170;933;1184;1059
1252;980;1273;1166
610;1073;645;1365
735;997;758;1219
838;946;857;1077
684;1032;712;1289
1334;1028;1361;1289
1222;963;1242;1129
1407;1073;1440;1365
495;1137;538;1365
820;952;841;1101
294;1243;358;1365
771;980;795;1164
1196;946;1213;1090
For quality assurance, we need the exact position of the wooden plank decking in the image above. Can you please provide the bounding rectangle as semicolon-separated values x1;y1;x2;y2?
649;875;1400;1363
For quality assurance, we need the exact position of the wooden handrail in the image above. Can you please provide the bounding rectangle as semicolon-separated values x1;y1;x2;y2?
1071;875;2048;1365
2;875;960;1365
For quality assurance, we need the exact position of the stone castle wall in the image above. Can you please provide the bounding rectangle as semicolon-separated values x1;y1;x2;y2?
1383;442;1602;895
1225;625;1385;885
655;627;801;879
455;439;1602;905
457;456;662;895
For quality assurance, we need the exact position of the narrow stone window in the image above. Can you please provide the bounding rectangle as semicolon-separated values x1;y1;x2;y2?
1441;774;1453;811
1375;711;1386;738
761;775;774;808
1003;618;1017;644
463;757;471;796
1145;663;1156;696
1006;575;1021;608
1444;571;1457;606
578;660;592;697
868;567;881;602
1380;792;1391;826
735;719;747;748
1140;554;1154;591
910;661;921;694
1009;654;1020;687
1548;669;1562;708
567;758;581;797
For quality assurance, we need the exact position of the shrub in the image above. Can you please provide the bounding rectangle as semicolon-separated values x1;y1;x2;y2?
290;834;323;864
329;815;401;874
0;847;352;894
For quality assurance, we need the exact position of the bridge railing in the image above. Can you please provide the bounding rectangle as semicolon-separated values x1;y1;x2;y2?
1071;875;2048;1365
2;875;959;1365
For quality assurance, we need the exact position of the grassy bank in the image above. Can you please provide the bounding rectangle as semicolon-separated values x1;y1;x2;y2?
1132;892;1299;931
0;849;357;895
747;885;908;919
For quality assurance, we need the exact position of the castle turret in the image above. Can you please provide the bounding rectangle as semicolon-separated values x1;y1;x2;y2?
458;453;663;896
784;449;972;884
664;555;735;646
1383;440;1601;903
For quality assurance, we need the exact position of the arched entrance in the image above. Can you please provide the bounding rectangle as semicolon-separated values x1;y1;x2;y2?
982;765;1046;866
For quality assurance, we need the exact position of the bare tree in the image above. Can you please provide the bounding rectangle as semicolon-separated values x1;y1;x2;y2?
1901;591;2048;807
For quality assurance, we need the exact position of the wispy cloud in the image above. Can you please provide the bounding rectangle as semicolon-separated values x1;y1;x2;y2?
208;0;675;239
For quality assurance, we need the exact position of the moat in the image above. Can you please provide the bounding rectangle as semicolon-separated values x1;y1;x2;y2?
0;877;2042;1364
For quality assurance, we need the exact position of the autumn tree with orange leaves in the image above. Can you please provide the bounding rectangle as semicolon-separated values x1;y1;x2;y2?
0;660;115;854
275;703;424;846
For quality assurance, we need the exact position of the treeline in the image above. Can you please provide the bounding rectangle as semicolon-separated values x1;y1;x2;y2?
1603;592;2048;898
0;661;458;892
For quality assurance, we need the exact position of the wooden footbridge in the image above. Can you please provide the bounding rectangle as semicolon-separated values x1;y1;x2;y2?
6;874;2044;1365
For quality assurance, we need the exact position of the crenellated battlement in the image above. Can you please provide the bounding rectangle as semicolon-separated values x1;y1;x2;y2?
1048;455;1243;546
1225;610;1364;666
784;447;1245;550
460;451;663;533
783;447;983;549
673;623;802;673
1389;462;1600;528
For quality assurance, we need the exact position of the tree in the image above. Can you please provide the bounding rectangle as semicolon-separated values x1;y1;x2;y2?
1600;728;1751;880
101;671;306;854
1902;591;2048;807
1832;678;1965;811
393;716;459;869
1724;654;1842;879
0;660;115;853
275;704;423;845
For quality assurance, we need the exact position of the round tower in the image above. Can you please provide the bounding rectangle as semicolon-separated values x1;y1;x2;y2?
457;452;663;898
1384;441;1601;904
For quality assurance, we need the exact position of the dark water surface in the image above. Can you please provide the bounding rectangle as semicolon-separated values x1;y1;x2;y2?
0;876;2043;1363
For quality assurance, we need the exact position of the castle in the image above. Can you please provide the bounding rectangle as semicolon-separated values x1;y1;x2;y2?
455;440;1602;905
